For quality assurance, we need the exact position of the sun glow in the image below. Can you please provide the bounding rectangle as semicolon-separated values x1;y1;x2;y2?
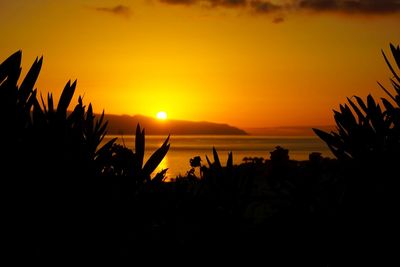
156;111;167;120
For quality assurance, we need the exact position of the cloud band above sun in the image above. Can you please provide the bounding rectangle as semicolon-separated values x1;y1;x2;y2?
158;0;400;15
90;1;400;24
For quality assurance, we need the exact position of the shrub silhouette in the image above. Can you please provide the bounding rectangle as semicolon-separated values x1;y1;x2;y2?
0;51;172;259
313;44;400;213
0;51;171;180
313;43;400;264
314;44;400;164
3;45;398;263
104;124;170;198
0;51;116;178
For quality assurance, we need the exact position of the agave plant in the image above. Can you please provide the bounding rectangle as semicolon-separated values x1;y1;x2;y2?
202;147;234;184
32;81;117;176
0;51;116;177
0;51;40;127
105;124;170;185
205;147;233;170
313;43;400;164
311;44;400;231
0;51;41;170
312;45;400;261
201;148;254;211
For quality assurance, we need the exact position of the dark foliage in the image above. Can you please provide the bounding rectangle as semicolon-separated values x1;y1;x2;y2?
314;44;400;164
0;51;170;261
313;43;400;264
2;44;399;264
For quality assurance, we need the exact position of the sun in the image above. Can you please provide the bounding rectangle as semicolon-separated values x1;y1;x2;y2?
156;111;167;120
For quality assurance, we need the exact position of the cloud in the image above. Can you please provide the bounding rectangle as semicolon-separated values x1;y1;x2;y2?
156;0;400;15
250;0;283;13
298;0;339;11
208;0;247;8
159;0;247;8
159;0;197;5
297;0;400;14
94;5;132;17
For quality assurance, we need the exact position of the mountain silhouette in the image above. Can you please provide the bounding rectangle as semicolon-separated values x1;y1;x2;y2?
103;114;247;135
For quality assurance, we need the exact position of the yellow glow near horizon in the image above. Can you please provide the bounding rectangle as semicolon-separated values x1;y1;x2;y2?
157;111;168;120
0;1;398;128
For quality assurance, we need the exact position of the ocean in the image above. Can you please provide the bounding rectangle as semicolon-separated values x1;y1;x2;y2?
102;135;334;179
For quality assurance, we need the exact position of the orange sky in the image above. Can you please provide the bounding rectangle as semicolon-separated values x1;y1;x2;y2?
0;0;399;127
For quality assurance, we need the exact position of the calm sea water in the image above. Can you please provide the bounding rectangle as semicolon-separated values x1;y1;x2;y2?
102;135;333;178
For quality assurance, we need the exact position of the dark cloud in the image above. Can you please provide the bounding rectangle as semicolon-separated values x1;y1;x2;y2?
298;0;339;11
160;0;246;8
250;0;283;13
156;0;400;15
94;5;131;17
159;0;197;5
297;0;400;14
209;0;247;8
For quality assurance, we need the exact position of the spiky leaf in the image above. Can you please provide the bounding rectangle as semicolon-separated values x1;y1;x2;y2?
382;47;400;83
142;135;170;178
0;50;21;87
18;57;42;104
212;146;221;168
57;80;76;114
135;124;145;169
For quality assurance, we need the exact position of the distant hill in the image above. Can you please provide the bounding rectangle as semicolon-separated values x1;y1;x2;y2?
244;126;336;136
103;114;247;135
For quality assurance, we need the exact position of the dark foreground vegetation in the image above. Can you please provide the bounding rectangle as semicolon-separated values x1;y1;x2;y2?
1;44;399;265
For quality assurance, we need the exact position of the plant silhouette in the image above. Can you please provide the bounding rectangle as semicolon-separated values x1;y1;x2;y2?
314;44;400;164
313;43;400;265
2;45;399;264
0;51;170;260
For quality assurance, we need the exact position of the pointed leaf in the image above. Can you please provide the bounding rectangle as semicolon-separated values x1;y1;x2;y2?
205;155;212;168
85;103;94;137
142;135;170;178
96;137;117;156
347;97;365;122
226;151;233;169
378;82;396;102
40;93;47;114
57;80;76;114
33;98;46;125
25;89;37;111
94;110;105;134
19;56;42;104
135;124;145;169
381;98;394;111
354;96;368;113
152;169;168;184
382;48;400;83
389;43;400;73
313;128;337;146
47;93;54;114
212;147;221;168
0;50;22;86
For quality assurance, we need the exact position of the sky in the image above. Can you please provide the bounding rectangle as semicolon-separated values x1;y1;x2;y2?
0;0;399;128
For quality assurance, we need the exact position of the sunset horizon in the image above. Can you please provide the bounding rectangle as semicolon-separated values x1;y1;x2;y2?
2;2;400;262
1;0;399;128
